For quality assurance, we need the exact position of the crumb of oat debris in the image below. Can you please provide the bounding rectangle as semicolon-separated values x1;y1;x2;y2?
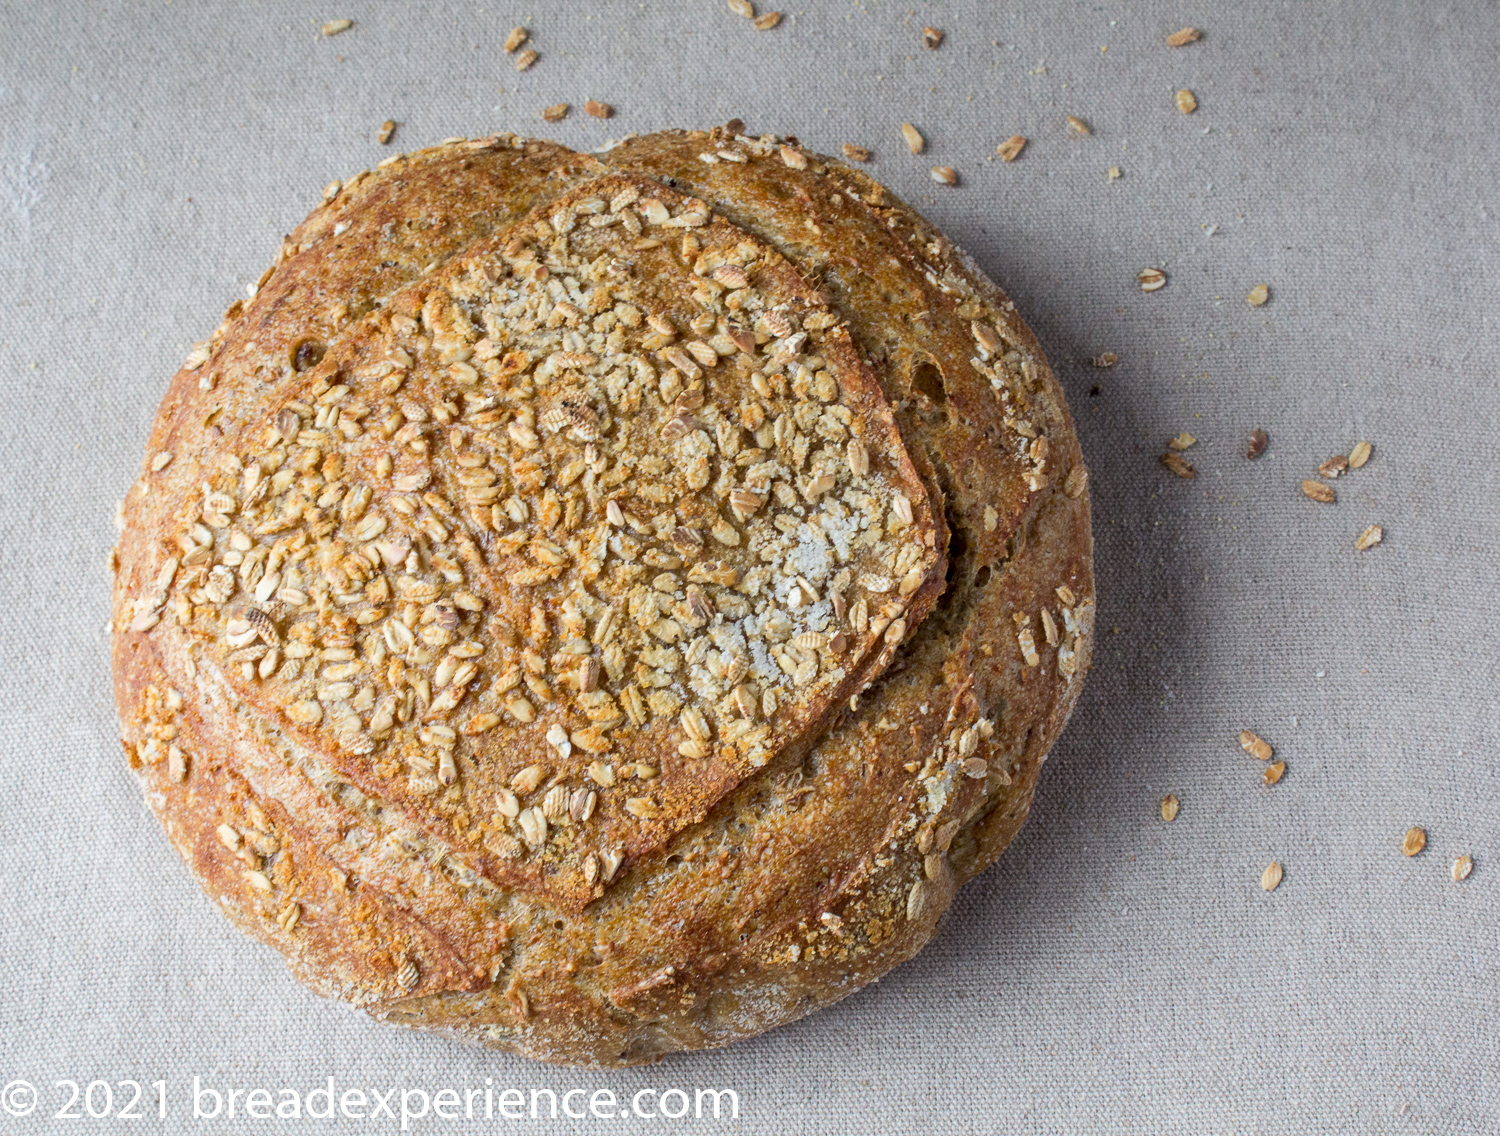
996;135;1027;161
1263;761;1286;785
1247;428;1269;459
378;119;396;144
728;0;755;16
1318;455;1348;479
753;11;782;30
321;18;352;36
1089;352;1118;368
1160;794;1180;822
1107;165;1122;180
1066;115;1092;136
929;166;957;185
1452;855;1473;881
1348;440;1373;468
1159;452;1196;479
584;100;613;119
514;48;538;71
1402;827;1426;857
901;123;925;154
1176;89;1198;113
1355;524;1384;551
1247;283;1270;306
1137;267;1167;291
1167;432;1196;451
842;143;872;162
542;103;569;122
923;27;943;49
504;26;528;52
1167;27;1202;47
1261;861;1283;891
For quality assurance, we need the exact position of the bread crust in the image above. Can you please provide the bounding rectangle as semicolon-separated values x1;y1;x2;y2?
111;128;1093;1066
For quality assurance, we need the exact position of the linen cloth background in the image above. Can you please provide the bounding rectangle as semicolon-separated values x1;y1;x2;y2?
1;1;1496;1132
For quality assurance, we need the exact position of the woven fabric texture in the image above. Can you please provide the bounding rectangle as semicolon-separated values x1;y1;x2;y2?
0;2;1495;1132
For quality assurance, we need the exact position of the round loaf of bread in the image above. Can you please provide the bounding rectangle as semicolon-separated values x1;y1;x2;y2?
111;126;1094;1067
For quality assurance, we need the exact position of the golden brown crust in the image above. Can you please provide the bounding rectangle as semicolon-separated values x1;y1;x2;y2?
112;127;1093;1067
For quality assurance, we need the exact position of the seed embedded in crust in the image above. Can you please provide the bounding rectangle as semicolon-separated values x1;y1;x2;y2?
929;166;958;185
1160;452;1196;479
1064;466;1089;498
1261;861;1283;891
779;145;807;170
378;119;396;144
752;11;782;29
1137;268;1167;292
584;100;613;119
1263;760;1286;785
1452;855;1473;882
1302;479;1336;504
996;135;1027;161
542;103;569;122
1167;26;1202;47
514;48;538;71
1066;115;1092;136
1402;826;1426;857
1247;283;1270;306
1247;428;1270;459
1239;730;1273;761
504;25;528;51
901;123;925;154
842;143;872;162
1176;89;1198;114
1161;794;1180;822
1348;440;1373;469
321;19;352;36
1355;524;1384;551
923;26;943;48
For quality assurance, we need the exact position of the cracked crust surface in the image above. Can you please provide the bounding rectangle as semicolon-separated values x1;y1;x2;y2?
111;126;1094;1067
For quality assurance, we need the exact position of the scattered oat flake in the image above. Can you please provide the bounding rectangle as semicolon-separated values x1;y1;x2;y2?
504;26;528;52
1348;440;1373;468
1355;524;1384;551
378;119;396;144
1247;283;1270;306
1452;855;1473;882
1107;165;1123;180
1137;268;1167;291
1161;794;1180;822
1263;760;1286;785
1402;827;1426;857
1261;861;1283;891
1239;730;1273;761
1301;479;1336;504
997;135;1027;162
1090;352;1118;368
1160;452;1195;479
584;99;613;119
901;123;925;154
923;26;943;48
542;103;569;122
930;166;958;185
321;18;352;36
1247;428;1269;459
1067;115;1092;136
1176;89;1198;113
1318;455;1348;479
1167;432;1196;451
753;11;782;29
1167;27;1202;47
842;143;872;162
515;48;538;71
728;0;755;16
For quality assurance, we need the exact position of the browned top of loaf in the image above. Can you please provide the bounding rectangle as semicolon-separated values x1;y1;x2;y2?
110;127;1094;1063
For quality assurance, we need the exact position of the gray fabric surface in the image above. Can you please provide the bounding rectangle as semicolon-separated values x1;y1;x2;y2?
1;1;1496;1132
